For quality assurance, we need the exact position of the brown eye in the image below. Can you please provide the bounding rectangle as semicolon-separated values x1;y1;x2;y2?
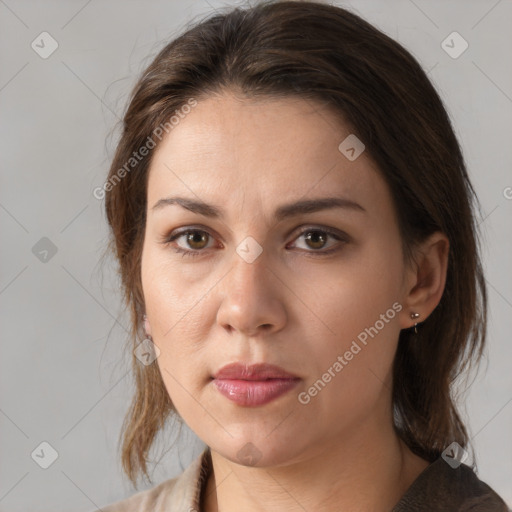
161;225;347;259
161;228;216;257
303;230;328;250
290;228;346;254
184;231;210;250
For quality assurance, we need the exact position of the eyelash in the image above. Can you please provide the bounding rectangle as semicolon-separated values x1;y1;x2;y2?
159;226;348;259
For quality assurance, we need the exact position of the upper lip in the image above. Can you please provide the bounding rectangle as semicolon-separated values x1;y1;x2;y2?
213;362;299;380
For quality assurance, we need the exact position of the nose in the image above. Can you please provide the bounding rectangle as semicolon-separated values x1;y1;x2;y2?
216;251;287;337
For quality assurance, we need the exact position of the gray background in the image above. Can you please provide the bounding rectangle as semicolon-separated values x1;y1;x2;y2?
1;0;511;510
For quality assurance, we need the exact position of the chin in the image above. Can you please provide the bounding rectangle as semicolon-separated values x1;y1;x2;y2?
210;433;311;469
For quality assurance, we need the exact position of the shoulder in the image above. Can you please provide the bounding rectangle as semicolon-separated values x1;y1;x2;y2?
96;476;181;512
393;456;510;511
89;447;210;512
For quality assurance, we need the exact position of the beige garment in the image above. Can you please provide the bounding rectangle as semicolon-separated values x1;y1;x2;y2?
92;445;510;511
93;447;209;512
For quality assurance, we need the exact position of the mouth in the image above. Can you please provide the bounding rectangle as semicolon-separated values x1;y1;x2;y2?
213;362;299;380
212;377;300;407
211;362;300;407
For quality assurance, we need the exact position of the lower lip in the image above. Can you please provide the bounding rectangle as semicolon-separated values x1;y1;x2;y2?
213;378;300;406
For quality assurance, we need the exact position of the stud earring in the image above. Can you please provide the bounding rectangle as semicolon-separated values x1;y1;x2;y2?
410;312;420;334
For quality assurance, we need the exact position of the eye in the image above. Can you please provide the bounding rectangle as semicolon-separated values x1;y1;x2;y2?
162;228;217;258
288;227;347;255
159;226;348;258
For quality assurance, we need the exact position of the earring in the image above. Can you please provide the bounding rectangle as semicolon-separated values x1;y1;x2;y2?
410;312;420;334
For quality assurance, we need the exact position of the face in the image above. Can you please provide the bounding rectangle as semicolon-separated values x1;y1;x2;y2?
141;92;413;467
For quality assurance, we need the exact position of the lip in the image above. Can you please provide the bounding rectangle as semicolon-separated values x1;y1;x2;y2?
213;362;299;380
212;363;300;407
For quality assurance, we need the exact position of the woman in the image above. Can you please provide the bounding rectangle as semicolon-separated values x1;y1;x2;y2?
94;1;509;510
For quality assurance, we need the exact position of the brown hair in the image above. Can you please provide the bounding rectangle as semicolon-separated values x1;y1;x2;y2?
103;0;487;487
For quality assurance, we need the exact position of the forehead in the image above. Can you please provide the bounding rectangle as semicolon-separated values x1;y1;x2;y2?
147;92;391;220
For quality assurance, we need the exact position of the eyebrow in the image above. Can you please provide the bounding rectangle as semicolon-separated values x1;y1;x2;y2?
151;195;366;221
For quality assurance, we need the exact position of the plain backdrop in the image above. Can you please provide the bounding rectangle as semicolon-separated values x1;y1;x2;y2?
1;0;511;510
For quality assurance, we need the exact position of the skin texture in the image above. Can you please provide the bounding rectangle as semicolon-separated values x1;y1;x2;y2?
141;92;449;512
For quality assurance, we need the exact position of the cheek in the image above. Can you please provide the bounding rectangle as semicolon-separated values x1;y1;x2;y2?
302;243;403;340
142;250;205;339
141;256;205;383
297;243;403;403
298;297;401;428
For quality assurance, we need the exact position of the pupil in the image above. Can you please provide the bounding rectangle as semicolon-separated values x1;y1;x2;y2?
189;232;206;248
307;231;325;249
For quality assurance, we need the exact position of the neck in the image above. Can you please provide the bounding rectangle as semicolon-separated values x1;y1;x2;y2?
201;415;429;512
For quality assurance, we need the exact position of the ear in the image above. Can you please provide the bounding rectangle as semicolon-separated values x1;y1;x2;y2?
144;314;152;337
399;231;449;330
